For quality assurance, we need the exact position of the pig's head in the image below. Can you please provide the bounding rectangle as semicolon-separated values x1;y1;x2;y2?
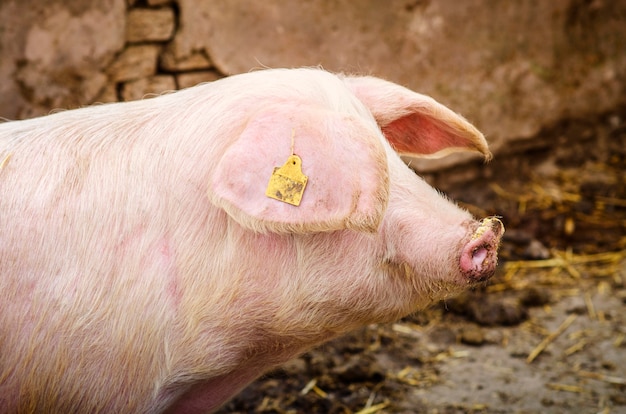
209;69;503;328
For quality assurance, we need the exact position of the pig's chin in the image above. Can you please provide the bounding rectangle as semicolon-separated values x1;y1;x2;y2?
381;260;480;312
413;270;482;304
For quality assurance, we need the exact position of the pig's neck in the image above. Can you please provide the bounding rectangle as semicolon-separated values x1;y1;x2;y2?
153;165;398;412
162;333;333;413
163;366;265;413
162;317;335;412
156;219;339;412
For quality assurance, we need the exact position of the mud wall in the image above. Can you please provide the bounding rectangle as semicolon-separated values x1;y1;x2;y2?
1;0;625;168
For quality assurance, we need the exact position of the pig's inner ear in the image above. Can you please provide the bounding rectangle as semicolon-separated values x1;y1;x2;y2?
382;110;491;160
209;107;389;234
344;76;492;160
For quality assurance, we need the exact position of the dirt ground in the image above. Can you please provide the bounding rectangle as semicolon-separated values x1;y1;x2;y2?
216;106;626;414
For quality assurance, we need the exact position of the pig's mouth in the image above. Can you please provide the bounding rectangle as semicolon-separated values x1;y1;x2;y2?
459;217;504;283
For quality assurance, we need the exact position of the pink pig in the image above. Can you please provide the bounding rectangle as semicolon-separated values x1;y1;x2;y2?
0;68;503;413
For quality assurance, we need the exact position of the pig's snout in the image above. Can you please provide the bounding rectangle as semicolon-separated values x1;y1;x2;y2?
460;217;504;282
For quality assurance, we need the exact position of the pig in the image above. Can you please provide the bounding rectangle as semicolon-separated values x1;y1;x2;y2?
0;68;503;413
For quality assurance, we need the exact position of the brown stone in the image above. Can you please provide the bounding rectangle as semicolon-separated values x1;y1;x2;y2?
177;71;222;89
160;45;212;72
81;72;110;104
107;45;160;83
121;75;176;101
147;0;174;5
163;0;212;71
93;82;119;104
126;8;175;43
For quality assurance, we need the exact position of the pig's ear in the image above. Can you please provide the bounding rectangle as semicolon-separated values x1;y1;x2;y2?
344;76;492;160
209;107;389;234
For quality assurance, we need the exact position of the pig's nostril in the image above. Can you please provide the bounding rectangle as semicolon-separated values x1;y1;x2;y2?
472;246;488;267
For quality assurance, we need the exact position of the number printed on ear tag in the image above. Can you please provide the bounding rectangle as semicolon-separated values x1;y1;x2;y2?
265;154;308;206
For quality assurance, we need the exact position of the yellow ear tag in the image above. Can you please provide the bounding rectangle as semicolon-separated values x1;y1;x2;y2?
265;154;308;206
